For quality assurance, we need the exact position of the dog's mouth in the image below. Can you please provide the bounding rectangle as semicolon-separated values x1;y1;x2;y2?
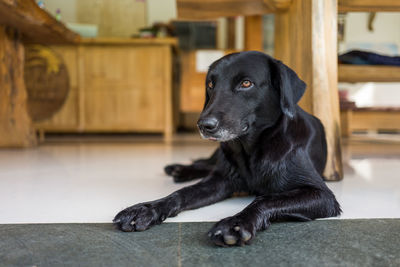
199;130;220;141
242;123;249;133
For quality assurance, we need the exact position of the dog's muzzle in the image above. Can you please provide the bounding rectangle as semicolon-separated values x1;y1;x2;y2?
197;117;219;136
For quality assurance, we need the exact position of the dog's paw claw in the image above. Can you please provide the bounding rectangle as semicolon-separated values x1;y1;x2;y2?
223;234;237;245
240;230;252;242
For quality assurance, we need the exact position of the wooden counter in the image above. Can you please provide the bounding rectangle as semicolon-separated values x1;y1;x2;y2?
0;0;80;44
33;38;177;141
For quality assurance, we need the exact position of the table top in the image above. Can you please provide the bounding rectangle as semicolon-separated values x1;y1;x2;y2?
0;0;80;44
80;37;178;46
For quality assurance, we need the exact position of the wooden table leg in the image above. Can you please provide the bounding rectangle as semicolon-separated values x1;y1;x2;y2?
340;110;352;137
164;45;174;143
0;26;36;147
244;15;263;51
275;0;343;181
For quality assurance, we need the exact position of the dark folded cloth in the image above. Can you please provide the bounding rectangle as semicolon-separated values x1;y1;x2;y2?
339;50;400;66
340;100;356;110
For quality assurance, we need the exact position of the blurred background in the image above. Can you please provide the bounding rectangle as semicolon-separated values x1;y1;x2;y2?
2;0;400;144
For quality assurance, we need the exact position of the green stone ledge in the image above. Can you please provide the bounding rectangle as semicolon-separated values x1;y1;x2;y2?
0;219;399;267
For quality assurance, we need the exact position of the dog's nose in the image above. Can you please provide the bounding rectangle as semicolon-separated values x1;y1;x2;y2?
198;117;219;134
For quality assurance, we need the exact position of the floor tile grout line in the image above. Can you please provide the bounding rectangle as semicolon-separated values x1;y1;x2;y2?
178;222;182;267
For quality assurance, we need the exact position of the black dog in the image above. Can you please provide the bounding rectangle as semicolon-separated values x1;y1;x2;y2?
114;51;341;246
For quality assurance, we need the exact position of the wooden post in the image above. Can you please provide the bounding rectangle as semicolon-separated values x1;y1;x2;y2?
244;15;263;51
164;45;174;143
227;17;236;49
275;0;343;181
0;26;36;147
340;110;352;137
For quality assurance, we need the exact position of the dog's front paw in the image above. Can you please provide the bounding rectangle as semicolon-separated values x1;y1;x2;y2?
164;164;182;176
113;202;166;232
164;164;190;183
208;216;256;247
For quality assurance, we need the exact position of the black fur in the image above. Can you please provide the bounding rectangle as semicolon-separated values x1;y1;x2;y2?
114;51;341;246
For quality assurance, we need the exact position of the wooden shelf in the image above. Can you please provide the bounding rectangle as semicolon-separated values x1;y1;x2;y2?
176;0;291;19
340;109;400;136
338;64;400;83
339;0;400;12
0;0;80;44
177;0;400;19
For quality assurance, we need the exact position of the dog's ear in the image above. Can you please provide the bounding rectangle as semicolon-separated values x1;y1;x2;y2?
273;60;306;119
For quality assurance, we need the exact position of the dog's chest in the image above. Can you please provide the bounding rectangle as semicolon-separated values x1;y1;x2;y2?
223;143;277;194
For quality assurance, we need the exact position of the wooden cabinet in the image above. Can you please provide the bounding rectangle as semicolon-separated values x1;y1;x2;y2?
34;38;177;140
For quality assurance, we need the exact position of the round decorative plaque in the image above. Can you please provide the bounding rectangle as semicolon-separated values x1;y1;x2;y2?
24;45;70;121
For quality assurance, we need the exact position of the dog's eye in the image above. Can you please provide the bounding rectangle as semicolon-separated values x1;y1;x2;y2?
240;80;253;88
208;81;213;89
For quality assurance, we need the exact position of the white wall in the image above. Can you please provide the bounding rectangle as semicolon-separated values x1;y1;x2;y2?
340;82;400;107
45;0;177;27
43;0;77;23
146;0;177;26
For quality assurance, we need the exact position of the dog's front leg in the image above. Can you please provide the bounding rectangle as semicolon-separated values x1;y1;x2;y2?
164;148;220;182
208;186;341;246
114;173;232;232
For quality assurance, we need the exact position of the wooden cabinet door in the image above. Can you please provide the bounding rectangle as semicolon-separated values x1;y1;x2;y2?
81;45;167;132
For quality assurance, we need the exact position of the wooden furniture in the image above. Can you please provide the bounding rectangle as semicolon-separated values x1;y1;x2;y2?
339;65;400;83
338;0;400;85
176;0;292;19
274;0;341;181
341;105;400;136
338;0;400;136
33;38;177;141
347;108;400;133
0;0;79;44
244;15;263;51
0;0;79;147
338;0;400;12
176;0;342;181
339;63;400;136
338;0;400;84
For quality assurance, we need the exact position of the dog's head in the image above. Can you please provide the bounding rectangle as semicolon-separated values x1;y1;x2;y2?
197;51;306;142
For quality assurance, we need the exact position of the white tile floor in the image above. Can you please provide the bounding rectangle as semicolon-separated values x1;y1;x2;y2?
0;135;399;224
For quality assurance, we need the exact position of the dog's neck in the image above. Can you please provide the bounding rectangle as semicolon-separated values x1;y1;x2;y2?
225;113;289;155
